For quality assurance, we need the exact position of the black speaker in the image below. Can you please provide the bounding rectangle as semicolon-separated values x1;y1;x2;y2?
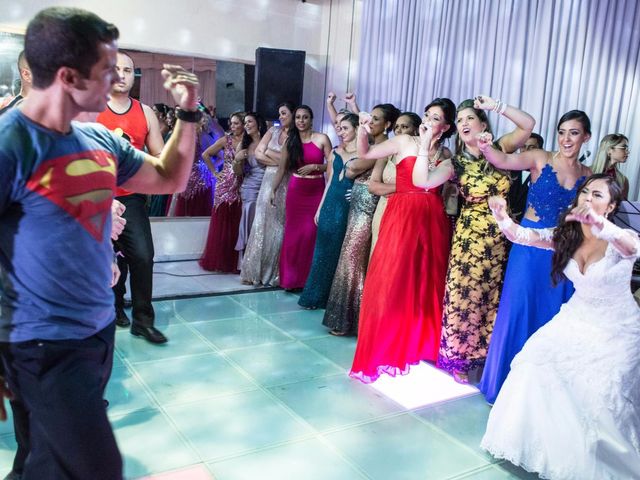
253;48;306;121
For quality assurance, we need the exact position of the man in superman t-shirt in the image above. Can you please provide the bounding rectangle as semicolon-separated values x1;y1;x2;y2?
0;7;200;479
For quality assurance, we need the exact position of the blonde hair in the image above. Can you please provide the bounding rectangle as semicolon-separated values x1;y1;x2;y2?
592;133;628;189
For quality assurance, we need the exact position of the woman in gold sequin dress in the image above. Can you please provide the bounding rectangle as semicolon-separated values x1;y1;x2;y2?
437;97;535;384
322;104;400;336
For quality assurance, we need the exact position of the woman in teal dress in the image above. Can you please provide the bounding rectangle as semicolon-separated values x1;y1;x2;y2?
298;114;359;309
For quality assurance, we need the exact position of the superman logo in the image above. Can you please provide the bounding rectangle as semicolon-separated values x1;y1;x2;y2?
26;150;117;241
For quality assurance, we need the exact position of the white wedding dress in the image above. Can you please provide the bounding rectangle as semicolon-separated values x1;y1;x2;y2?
481;229;640;480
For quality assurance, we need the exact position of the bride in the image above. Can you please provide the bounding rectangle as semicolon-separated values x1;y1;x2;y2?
480;173;640;480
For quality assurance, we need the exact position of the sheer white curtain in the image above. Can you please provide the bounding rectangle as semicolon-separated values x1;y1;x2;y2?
357;0;640;198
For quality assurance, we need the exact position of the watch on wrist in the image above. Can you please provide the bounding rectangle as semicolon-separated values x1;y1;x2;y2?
176;107;203;123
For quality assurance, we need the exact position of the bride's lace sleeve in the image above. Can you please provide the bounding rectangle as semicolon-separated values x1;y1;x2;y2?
592;221;640;259
494;217;555;251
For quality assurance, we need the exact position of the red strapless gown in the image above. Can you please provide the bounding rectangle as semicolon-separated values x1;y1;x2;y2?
350;156;451;383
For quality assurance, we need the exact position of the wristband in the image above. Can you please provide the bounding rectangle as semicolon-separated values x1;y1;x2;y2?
175;108;203;123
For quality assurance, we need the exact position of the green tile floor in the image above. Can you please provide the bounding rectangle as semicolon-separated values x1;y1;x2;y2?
0;290;540;479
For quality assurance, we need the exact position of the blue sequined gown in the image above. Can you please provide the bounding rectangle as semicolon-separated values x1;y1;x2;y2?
480;164;585;403
298;152;354;308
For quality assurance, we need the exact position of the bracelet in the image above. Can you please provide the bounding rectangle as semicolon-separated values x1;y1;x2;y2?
175;107;203;123
492;100;507;116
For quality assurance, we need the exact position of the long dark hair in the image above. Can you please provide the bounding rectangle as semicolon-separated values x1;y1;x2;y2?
372;103;401;133
240;112;267;150
550;174;623;284
424;97;456;142
557;110;591;135
286;105;313;171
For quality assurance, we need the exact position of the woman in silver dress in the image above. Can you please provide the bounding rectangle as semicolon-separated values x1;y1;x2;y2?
233;112;267;266
240;103;294;286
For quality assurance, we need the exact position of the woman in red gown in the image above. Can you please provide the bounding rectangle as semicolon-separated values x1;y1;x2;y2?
350;98;456;383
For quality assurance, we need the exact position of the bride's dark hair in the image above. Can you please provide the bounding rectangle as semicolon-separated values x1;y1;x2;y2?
551;174;623;285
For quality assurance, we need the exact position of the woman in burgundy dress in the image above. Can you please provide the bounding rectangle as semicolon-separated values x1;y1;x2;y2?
199;111;245;272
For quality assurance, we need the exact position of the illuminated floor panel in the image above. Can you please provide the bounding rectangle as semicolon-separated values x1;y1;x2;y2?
0;287;537;479
370;362;479;409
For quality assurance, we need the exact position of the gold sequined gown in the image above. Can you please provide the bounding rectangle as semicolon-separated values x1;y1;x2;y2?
437;152;511;376
240;127;289;286
322;170;379;335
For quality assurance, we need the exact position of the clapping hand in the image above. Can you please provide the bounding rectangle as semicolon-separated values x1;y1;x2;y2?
162;64;199;111
473;95;497;111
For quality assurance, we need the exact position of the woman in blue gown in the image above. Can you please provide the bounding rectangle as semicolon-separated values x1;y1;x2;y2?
298;114;359;309
477;110;592;403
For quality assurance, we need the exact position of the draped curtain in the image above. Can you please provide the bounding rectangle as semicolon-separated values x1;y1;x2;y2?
357;0;640;199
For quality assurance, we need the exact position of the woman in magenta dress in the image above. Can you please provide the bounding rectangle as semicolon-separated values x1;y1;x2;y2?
350;98;456;383
199;112;245;272
271;105;332;290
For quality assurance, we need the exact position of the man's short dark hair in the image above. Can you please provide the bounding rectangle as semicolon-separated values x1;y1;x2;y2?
25;7;119;89
17;50;27;70
530;132;544;149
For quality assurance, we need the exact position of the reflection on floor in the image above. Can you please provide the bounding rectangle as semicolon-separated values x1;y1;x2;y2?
0;287;540;479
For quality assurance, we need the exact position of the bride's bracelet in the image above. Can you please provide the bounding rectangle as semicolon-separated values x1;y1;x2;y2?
591;218;624;243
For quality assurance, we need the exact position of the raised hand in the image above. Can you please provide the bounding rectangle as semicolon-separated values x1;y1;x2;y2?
344;92;357;105
565;204;605;228
358;111;372;134
326;91;337;105
161;64;199;111
476;131;494;152
473;94;498;111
